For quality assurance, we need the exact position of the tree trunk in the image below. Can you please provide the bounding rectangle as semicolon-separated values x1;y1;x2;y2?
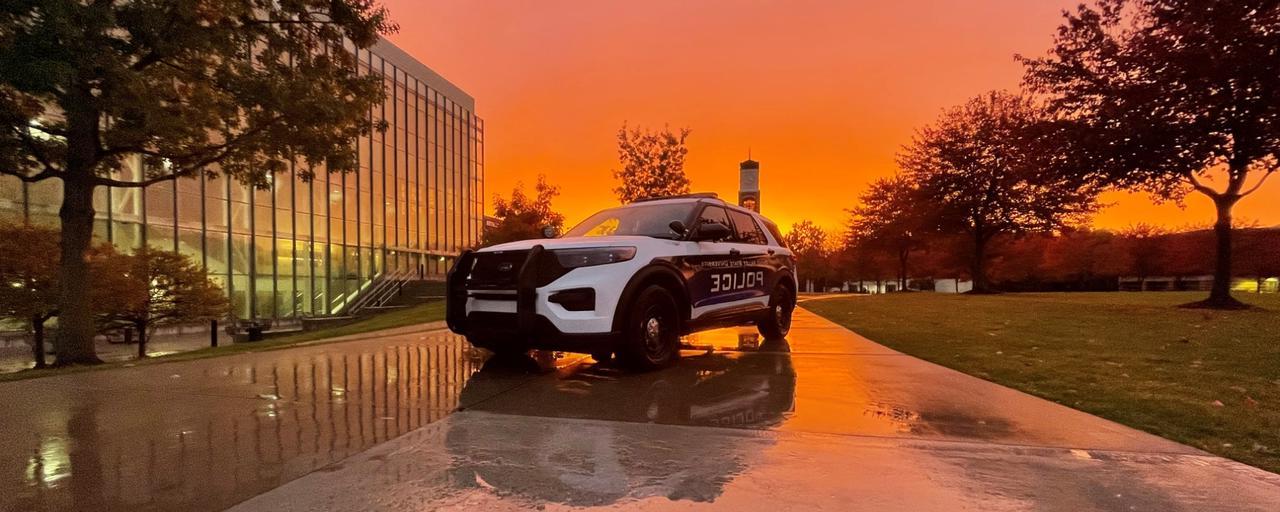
898;249;909;291
1192;197;1247;309
969;235;991;293
53;176;102;365
30;315;46;369
53;94;103;366
136;321;148;359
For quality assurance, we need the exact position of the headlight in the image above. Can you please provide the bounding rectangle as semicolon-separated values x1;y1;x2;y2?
552;247;637;268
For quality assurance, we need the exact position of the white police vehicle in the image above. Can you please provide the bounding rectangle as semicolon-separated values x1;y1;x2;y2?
446;193;797;370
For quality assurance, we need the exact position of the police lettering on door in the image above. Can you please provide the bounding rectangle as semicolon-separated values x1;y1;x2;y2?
711;270;765;292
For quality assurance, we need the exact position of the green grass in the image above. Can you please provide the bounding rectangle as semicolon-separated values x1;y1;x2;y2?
803;292;1280;473
0;301;445;383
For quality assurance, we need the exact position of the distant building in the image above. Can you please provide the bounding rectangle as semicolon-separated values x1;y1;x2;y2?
738;159;760;212
0;38;485;322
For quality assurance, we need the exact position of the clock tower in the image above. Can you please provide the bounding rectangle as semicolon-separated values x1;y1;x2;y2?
738;158;760;212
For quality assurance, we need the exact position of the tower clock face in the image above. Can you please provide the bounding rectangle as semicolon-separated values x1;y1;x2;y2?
740;170;759;191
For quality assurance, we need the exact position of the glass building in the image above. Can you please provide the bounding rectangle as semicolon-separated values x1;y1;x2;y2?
0;39;484;323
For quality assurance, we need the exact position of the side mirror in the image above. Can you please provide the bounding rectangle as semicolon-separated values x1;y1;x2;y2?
668;220;687;237
542;226;558;238
692;221;732;242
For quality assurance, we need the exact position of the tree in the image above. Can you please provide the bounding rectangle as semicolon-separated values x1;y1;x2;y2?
0;223;61;368
1118;224;1168;290
0;2;395;365
93;249;229;359
1021;0;1279;308
482;175;566;246
784;220;828;257
784;220;832;292
847;176;926;291
1235;228;1280;293
612;123;692;203
1039;229;1129;290
898;91;1099;293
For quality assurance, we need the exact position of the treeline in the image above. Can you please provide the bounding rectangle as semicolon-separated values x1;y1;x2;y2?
788;226;1280;293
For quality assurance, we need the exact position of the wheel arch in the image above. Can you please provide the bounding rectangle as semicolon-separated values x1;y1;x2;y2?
611;262;690;334
772;267;798;295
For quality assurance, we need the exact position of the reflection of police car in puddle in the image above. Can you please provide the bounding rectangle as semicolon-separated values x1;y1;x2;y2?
447;194;797;370
447;350;797;506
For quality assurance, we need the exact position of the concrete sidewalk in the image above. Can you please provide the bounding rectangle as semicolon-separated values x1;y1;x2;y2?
233;310;1280;511
3;310;1278;511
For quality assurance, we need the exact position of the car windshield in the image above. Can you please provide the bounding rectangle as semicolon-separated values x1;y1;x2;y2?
563;202;698;239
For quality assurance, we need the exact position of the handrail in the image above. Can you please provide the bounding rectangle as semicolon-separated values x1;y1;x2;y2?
343;268;416;315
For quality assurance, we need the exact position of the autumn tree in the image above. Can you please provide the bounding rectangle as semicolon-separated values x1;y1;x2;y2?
898;91;1099;293
1039;229;1129;290
0;2;395;364
482;175;566;246
847;176;926;291
1235;228;1280;293
0;223;61;368
839;240;898;293
1118;224;1168;290
784;220;835;291
612;123;692;203
1021;0;1279;308
94;249;229;359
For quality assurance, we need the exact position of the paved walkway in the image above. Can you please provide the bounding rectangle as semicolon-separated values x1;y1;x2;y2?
2;310;1277;511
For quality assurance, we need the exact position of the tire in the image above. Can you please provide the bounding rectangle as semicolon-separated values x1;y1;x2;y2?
758;283;795;340
617;285;681;371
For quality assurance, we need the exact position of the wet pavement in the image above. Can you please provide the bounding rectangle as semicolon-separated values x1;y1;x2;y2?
2;310;1279;511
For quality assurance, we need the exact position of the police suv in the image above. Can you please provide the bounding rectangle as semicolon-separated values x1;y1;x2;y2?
446;193;797;371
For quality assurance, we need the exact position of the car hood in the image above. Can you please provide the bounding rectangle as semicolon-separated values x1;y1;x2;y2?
478;236;668;253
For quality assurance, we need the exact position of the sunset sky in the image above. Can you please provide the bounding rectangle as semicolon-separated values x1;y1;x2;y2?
383;0;1280;234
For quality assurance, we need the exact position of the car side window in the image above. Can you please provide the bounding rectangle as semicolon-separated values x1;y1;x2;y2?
729;210;768;245
695;205;731;231
762;219;786;248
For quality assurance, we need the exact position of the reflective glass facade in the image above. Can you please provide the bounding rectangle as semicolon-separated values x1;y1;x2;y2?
0;40;484;322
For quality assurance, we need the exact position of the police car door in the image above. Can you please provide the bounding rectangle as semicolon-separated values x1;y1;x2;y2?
723;208;774;310
687;205;762;320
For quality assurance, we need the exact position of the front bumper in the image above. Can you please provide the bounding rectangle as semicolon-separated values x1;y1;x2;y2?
446;245;621;352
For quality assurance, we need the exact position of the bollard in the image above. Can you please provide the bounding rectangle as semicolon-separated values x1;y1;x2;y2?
210;319;219;348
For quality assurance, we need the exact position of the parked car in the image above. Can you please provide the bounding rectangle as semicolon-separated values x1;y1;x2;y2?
446;193;797;370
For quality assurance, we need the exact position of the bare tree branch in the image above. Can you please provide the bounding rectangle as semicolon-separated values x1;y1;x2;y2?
1186;173;1221;197
1239;170;1275;198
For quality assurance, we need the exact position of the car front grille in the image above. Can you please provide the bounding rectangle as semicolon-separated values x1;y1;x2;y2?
467;250;529;289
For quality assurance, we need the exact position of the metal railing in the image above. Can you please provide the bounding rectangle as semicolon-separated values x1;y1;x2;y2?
342;268;417;315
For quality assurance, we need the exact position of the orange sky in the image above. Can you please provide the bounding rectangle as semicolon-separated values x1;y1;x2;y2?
383;0;1280;233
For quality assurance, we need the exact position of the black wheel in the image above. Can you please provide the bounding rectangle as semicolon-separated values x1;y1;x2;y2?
590;350;613;363
758;283;795;340
617;285;681;371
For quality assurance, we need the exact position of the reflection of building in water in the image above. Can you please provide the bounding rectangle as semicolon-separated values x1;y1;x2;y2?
738;158;760;213
4;333;480;512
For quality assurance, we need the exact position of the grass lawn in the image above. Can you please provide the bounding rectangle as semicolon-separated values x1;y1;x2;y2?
0;301;445;383
803;292;1280;473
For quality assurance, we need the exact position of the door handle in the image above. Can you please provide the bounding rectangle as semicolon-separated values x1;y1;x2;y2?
767;249;776;255
729;248;741;256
